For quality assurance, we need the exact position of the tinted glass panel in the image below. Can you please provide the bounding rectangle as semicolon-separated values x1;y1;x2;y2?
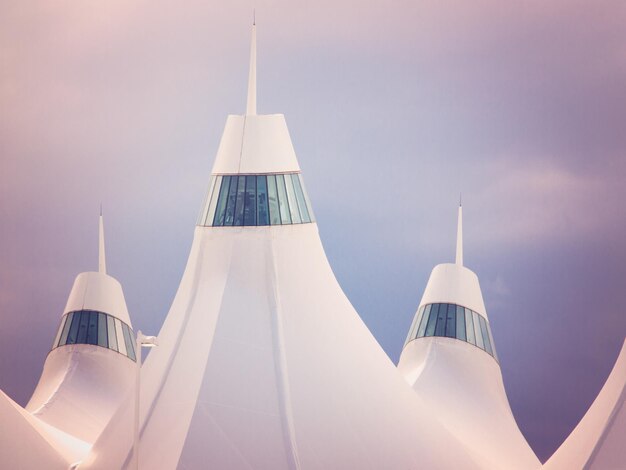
200;173;314;227
86;311;99;345
465;308;476;345
406;306;424;345
284;174;302;224
473;311;485;349
487;327;498;360
445;304;456;338
243;175;257;226
66;312;81;344
456;306;466;341
233;175;246;226
434;303;447;336
54;309;137;361
205;175;222;226
107;315;118;352
97;312;108;347
424;304;439;337
213;176;232;226
256;176;269;226
409;303;496;361
292;174;310;222
416;304;432;338
122;324;136;361
76;311;90;343
115;319;127;356
267;175;281;225
59;312;73;346
223;176;239;226
275;175;292;224
479;316;493;355
53;316;67;348
197;176;215;226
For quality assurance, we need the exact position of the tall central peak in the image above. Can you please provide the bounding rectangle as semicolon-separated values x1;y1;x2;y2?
197;24;314;228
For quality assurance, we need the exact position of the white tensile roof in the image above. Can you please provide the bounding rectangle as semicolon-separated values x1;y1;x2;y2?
0;23;624;470
80;24;482;470
398;206;539;469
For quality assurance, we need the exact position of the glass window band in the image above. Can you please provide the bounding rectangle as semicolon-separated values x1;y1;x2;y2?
52;310;137;362
198;173;315;227
404;302;498;361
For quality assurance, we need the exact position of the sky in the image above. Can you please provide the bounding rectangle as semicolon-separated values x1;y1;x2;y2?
1;0;625;462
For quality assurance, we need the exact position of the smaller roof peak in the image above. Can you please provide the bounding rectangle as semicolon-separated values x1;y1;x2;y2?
246;22;257;115
455;204;463;267
99;212;107;274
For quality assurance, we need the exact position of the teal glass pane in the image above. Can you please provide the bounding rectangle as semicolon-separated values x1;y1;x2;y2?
97;312;108;348
58;313;73;347
445;304;456;338
243;175;257;226
86;311;99;345
76;311;90;343
292;174;311;222
267;175;281;225
107;315;118;352
424;304;439;337
284;174;302;224
434;303;447;336
122;324;136;361
456;305;466;341
416;305;432;338
256;176;269;226
473;311;485;349
223;176;240;226
275;175;292;224
465;308;476;345
204;175;222;226
233;175;246;226
479;316;493;356
405;305;424;345
213;176;232;226
66;312;81;344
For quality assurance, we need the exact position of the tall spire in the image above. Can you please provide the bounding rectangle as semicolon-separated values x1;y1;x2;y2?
455;198;463;266
99;210;107;274
246;19;257;115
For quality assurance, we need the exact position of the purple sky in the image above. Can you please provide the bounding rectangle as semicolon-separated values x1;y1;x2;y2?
1;1;625;462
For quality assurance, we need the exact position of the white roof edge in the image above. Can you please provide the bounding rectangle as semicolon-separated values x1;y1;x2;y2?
418;263;487;318
63;272;132;327
211;114;301;175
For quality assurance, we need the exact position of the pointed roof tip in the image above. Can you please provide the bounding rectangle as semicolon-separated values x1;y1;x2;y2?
253;9;256;26
246;18;257;115
455;203;463;267
98;211;107;275
459;193;462;207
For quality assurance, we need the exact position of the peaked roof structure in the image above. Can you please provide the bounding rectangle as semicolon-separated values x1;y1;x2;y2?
26;215;135;447
1;22;623;470
398;206;540;469
79;25;485;470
